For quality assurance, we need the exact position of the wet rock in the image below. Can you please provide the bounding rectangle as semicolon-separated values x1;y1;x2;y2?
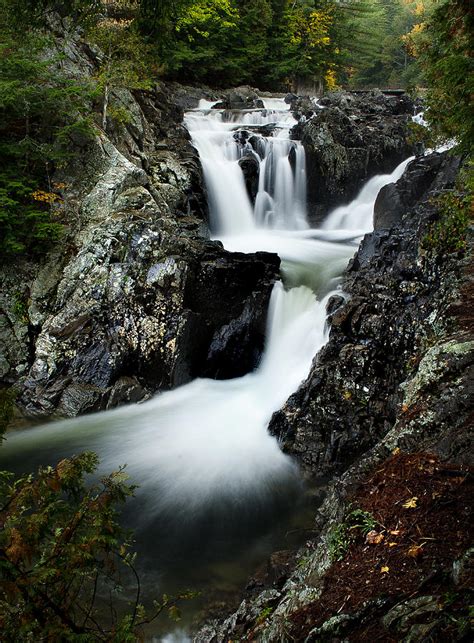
238;154;260;203
0;27;279;422
105;375;150;409
374;152;462;230
452;547;474;586
213;86;264;110
269;152;465;476
292;90;415;223
382;596;440;633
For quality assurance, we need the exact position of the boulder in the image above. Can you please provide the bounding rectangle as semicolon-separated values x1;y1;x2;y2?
238;154;260;203
213;86;264;110
292;90;415;223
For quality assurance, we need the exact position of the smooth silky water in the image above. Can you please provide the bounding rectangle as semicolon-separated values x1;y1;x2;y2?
0;97;414;640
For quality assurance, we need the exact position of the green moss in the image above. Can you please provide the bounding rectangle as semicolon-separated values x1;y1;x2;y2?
256;606;274;624
12;292;28;324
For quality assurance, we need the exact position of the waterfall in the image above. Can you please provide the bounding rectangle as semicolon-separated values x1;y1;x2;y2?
184;98;307;234
0;94;414;637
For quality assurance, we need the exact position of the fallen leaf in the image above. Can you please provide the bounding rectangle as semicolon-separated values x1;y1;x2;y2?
388;542;398;547
392;447;401;455
366;530;384;545
380;566;390;574
407;544;424;559
390;530;400;535
402;496;418;509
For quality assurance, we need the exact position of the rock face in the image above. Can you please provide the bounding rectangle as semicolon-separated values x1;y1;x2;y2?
268;151;464;476
292;90;415;223
0;33;279;422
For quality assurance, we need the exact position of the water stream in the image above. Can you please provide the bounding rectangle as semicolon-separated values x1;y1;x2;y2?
0;97;413;639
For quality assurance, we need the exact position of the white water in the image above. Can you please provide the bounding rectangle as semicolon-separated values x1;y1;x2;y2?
1;96;414;637
322;156;414;232
2;98;414;520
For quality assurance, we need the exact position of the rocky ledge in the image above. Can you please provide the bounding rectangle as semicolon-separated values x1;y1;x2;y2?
270;151;467;477
291;90;416;223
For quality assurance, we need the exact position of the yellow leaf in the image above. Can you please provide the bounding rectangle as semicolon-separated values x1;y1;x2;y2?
380;566;390;574
388;542;398;547
366;530;385;545
390;530;400;535
392;447;401;455
402;496;418;509
407;544;424;559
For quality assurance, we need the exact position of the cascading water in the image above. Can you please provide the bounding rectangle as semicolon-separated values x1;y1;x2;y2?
0;95;414;639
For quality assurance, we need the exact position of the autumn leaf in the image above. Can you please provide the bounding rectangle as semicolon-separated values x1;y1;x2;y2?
402;496;418;509
407;544;424;559
388;542;398;547
380;566;390;573
366;530;384;545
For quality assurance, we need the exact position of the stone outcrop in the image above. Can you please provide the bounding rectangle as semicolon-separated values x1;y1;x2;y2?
212;86;264;110
291;90;416;223
0;34;279;422
269;151;465;476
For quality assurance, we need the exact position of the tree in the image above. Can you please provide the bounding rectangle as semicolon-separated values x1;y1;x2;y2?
165;0;240;84
414;0;473;151
0;452;192;639
88;16;155;129
0;1;96;258
265;0;337;92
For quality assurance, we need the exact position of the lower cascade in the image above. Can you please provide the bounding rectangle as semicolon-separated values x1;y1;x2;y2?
1;97;414;637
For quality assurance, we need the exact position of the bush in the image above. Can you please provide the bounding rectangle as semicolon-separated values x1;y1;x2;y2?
0;452;193;639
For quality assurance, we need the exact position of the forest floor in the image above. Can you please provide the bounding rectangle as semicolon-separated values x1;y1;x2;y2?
287;452;473;641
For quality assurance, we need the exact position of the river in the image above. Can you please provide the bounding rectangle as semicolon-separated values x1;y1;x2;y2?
0;97;413;640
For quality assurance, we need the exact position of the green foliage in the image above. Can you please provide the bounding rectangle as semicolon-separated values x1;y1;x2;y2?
165;0;240;84
256;605;274;623
422;190;471;256
406;120;436;150
0;453;194;639
328;508;378;562
0;172;64;259
416;0;474;152
3;0;102;27
0;4;96;260
335;0;430;89
88;16;156;93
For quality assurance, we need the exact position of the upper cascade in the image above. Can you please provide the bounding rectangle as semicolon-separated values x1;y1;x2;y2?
184;97;308;235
